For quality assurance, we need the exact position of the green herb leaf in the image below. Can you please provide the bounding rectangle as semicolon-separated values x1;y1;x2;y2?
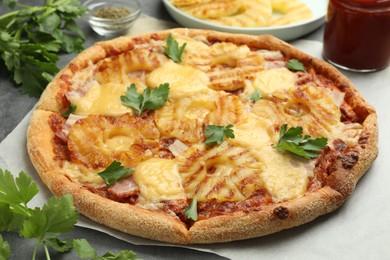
20;194;78;239
121;83;170;116
286;59;305;71
0;234;11;260
184;197;198;221
204;124;235;146
94;250;138;260
98;161;134;186
63;104;77;117
46;237;74;253
0;170;39;217
275;124;328;159
164;34;186;63
73;239;97;259
0;0;87;97
248;90;263;102
0;202;25;232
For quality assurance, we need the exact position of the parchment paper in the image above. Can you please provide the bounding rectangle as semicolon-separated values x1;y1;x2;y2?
1;15;389;260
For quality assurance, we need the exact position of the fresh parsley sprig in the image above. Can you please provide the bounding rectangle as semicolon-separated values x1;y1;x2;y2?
275;124;328;159
248;90;263;102
164;34;186;63
97;161;134;186
0;0;87;97
204;124;235;146
184;197;198;221
63;104;77;117
121;83;170;116
286;59;305;71
0;169;139;260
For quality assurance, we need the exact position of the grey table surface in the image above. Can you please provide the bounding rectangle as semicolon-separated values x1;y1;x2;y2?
0;1;323;259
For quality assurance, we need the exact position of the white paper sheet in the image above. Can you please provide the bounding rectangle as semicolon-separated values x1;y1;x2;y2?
1;21;389;259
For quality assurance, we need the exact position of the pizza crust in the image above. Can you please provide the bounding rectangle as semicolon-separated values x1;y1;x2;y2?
27;29;378;244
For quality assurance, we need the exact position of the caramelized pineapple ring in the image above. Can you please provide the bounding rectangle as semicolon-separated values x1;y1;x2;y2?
207;0;272;27
171;0;213;7
154;90;218;144
180;0;242;19
176;142;265;202
269;0;313;26
68;114;160;169
253;85;341;139
94;46;168;85
208;42;265;91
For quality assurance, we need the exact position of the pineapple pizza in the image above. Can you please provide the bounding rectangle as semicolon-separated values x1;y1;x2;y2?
27;29;378;244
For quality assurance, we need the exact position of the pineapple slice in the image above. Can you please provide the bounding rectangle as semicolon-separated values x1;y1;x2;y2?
207;42;265;91
146;61;211;99
154;90;217;144
269;0;313;26
180;0;242;19
133;158;186;203
176;142;265;202
68;114;160;169
68;81;147;116
205;92;244;126
252;67;297;97
230;113;276;150
94;47;168;85
253;85;342;139
207;0;272;27
171;0;213;7
260;146;312;202
171;33;213;71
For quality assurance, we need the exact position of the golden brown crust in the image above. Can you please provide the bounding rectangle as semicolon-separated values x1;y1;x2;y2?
28;28;378;244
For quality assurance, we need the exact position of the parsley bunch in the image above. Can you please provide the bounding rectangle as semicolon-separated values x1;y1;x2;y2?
0;0;87;97
0;169;139;260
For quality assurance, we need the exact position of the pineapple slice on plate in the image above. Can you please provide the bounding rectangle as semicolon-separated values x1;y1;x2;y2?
207;0;273;27
180;0;243;19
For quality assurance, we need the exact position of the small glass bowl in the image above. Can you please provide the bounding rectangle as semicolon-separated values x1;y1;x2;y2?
84;0;141;37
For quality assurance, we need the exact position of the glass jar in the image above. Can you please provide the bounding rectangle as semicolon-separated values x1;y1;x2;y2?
323;0;390;72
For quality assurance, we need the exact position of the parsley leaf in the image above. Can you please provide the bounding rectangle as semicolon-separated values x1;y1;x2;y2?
164;34;186;63
63;104;77;117
20;194;78;239
98;161;134;186
286;59;305;71
248;90;263;102
0;234;11;260
121;83;170;116
204;124;235;146
0;169;39;217
73;238;97;259
275;124;328;159
184;197;198;221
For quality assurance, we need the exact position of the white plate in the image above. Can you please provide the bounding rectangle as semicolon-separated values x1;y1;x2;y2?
162;0;327;41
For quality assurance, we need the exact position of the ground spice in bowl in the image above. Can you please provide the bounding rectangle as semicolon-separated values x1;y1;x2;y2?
93;6;131;19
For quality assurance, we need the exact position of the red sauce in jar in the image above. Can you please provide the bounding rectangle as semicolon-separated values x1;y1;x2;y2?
323;0;390;72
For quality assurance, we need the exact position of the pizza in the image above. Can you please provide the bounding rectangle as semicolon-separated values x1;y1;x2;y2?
27;28;378;244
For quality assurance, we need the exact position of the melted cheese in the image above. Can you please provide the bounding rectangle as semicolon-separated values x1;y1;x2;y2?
253;67;297;96
70;82;134;116
259;147;311;202
146;61;210;98
133;158;186;202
